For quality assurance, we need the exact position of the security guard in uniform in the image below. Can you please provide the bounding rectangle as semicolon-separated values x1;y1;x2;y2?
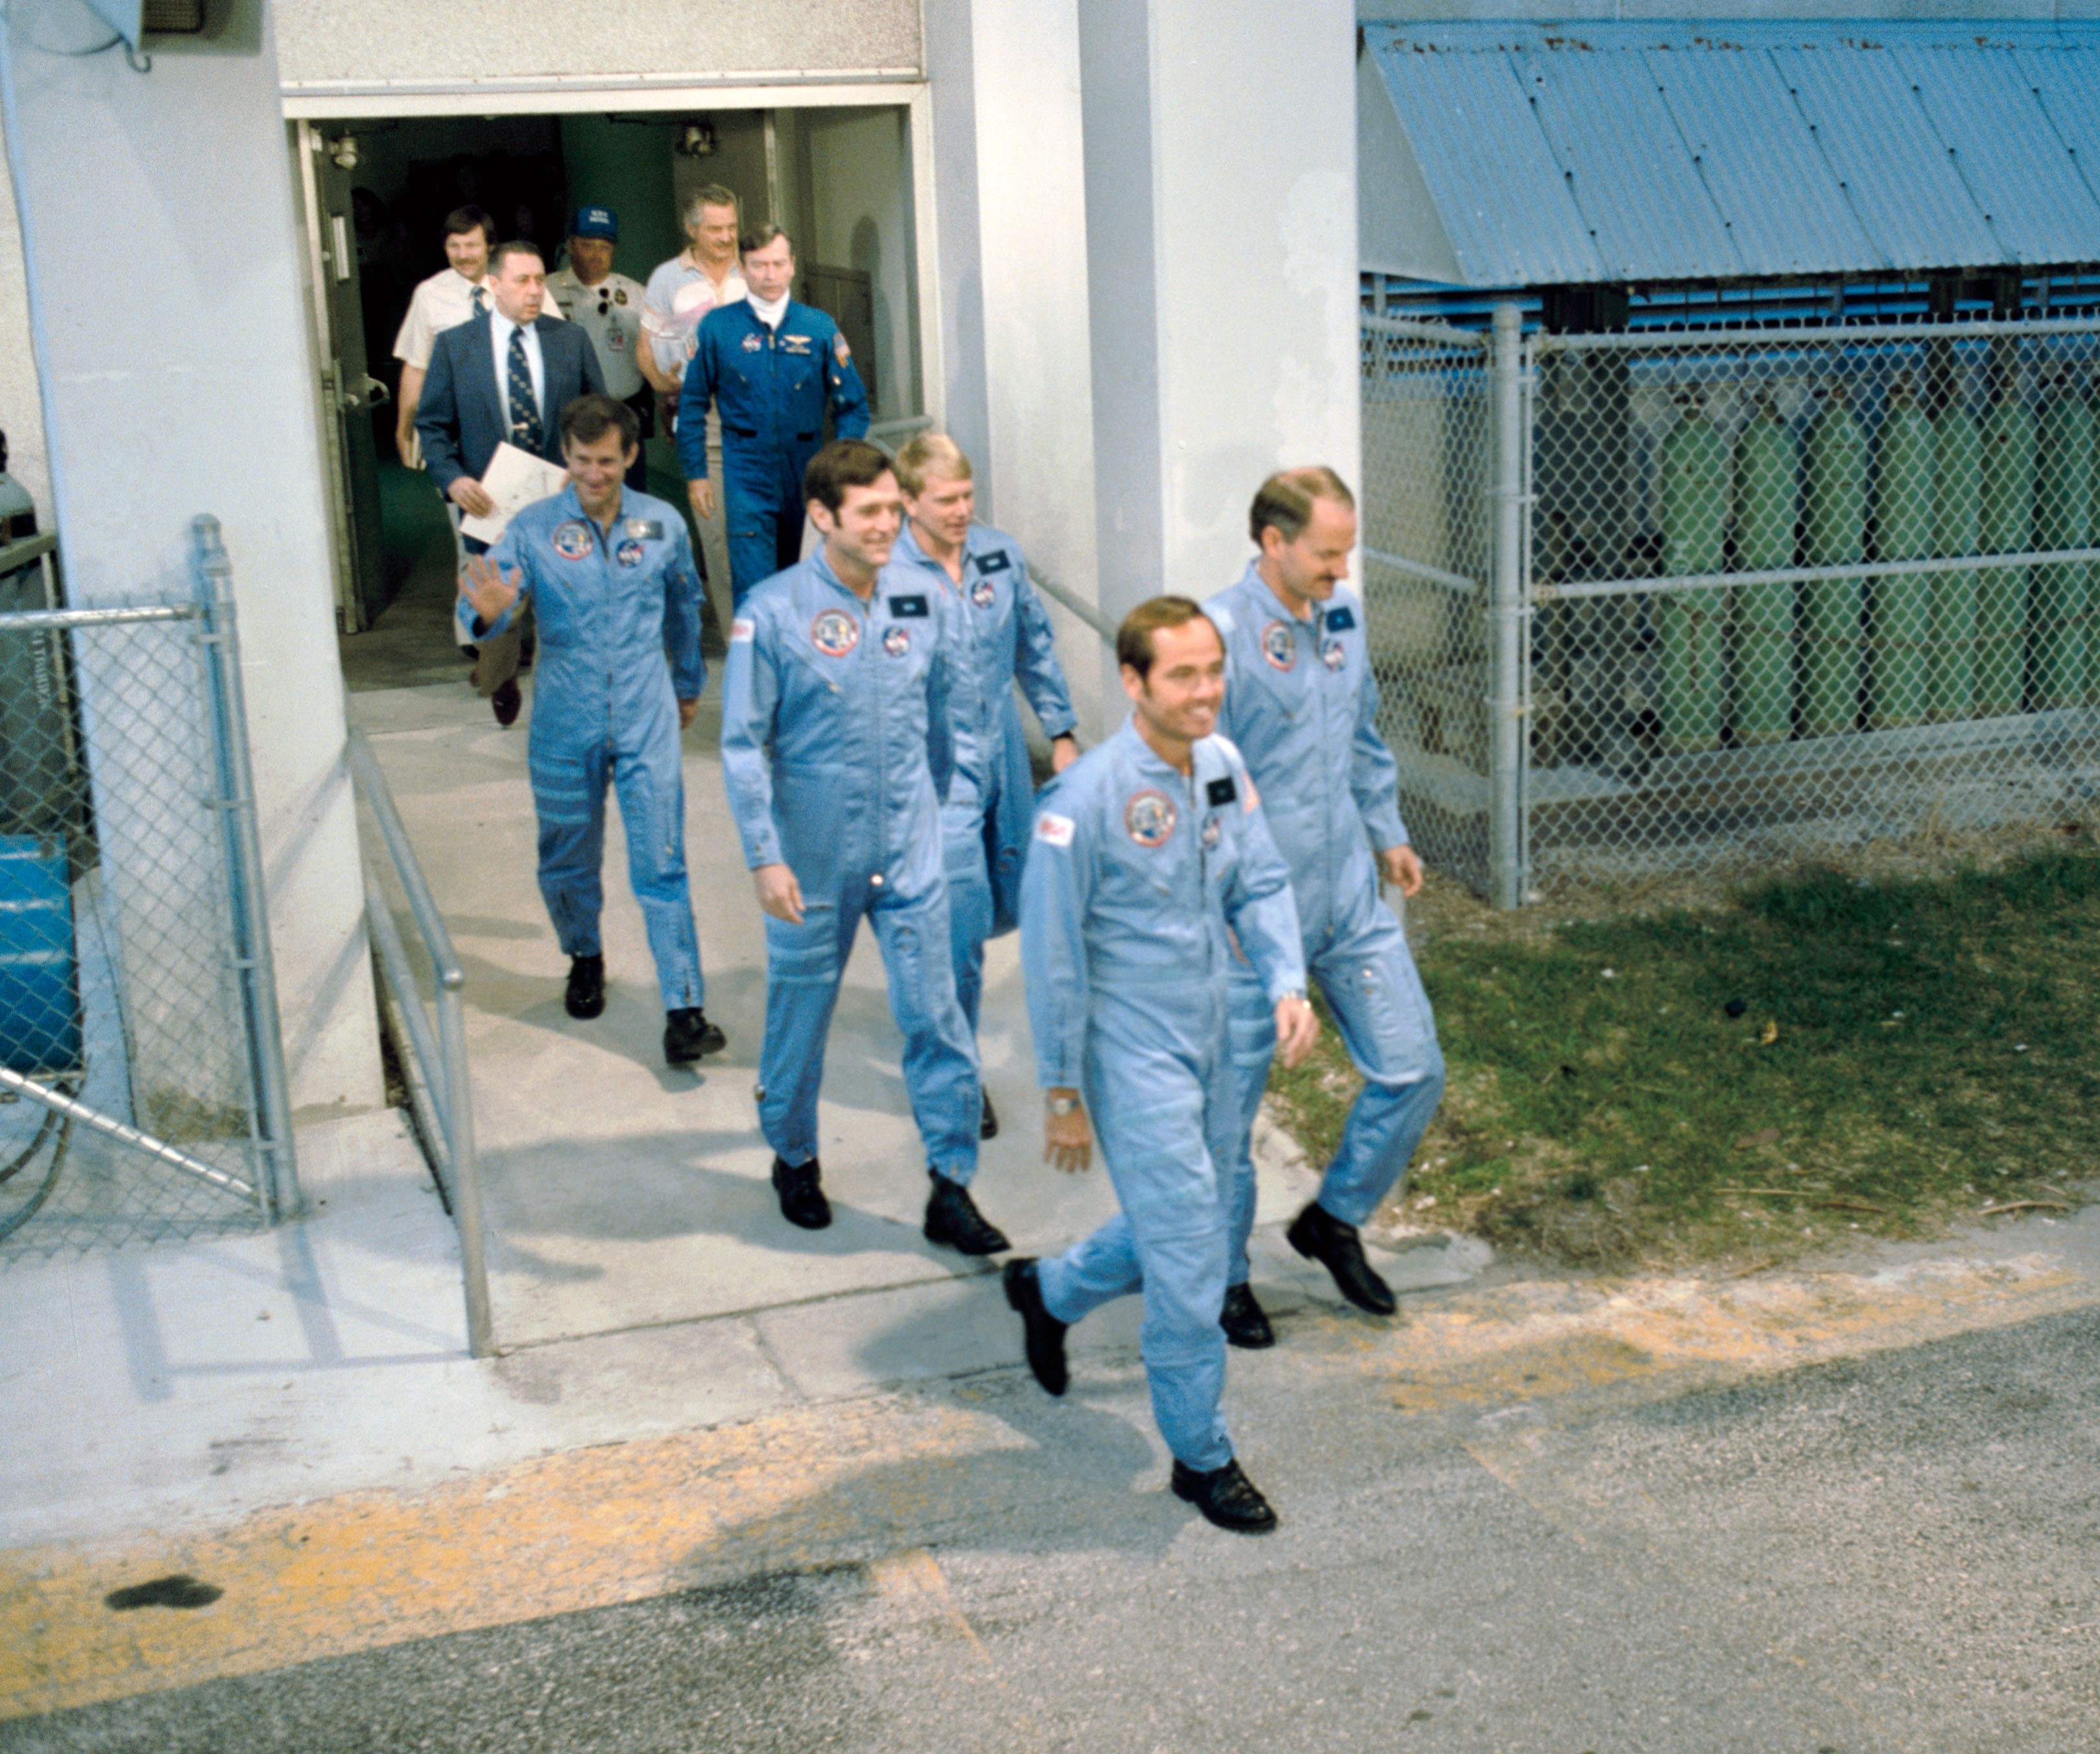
721;438;1008;1255
1003;598;1315;1535
459;394;726;1068
1207;468;1445;1345
546;206;653;490
891;433;1079;1139
678;224;870;607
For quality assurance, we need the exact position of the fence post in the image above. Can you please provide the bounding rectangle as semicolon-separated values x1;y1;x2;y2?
191;515;300;1219
1488;302;1528;910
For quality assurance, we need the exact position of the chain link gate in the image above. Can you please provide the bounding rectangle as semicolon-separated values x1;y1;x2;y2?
1362;310;2100;902
1361;315;1496;892
0;519;296;1257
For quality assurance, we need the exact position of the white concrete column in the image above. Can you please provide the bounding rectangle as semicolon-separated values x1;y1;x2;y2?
923;0;1106;737
0;0;381;1116
1075;0;1361;629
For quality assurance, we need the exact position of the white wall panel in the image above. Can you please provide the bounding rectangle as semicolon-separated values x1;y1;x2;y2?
274;0;920;87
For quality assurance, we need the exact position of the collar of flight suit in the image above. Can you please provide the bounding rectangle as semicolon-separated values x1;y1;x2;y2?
807;544;880;610
890;519;984;586
1111;715;1204;787
546;481;632;542
1237;562;1323;640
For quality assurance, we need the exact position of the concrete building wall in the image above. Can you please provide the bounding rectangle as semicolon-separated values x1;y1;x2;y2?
924;0;1106;736
0;131;48;521
272;0;921;86
0;0;381;1118
1079;0;1361;634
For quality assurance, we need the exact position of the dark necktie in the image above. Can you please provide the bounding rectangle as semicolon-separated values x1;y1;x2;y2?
471;283;488;316
507;326;543;454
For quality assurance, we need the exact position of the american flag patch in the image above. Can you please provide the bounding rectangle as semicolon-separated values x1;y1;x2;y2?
730;618;755;643
1036;812;1075;848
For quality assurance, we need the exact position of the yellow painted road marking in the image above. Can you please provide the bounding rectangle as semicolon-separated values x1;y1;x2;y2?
3;1251;2092;1723
1;1399;1027;1722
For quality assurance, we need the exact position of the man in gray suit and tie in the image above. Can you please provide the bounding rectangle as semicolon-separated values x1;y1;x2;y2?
418;239;606;724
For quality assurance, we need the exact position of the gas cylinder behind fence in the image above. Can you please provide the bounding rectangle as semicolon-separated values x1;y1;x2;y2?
1976;393;2036;717
1928;400;1983;723
1732;402;1796;747
1867;384;1936;729
1656;407;1728;752
2031;378;2092;711
1802;383;1868;738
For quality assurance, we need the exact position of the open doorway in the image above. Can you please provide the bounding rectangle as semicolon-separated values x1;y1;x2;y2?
294;102;926;692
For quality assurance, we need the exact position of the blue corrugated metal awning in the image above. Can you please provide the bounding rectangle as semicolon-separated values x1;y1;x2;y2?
1359;22;2100;287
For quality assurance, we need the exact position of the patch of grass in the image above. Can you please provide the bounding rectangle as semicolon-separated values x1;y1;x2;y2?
1266;848;2100;1269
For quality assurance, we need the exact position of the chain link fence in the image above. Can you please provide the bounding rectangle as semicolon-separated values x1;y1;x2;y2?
0;524;294;1258
1361;311;2100;901
1361;315;1495;891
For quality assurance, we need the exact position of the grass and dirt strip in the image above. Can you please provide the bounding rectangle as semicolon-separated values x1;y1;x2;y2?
1271;845;2100;1269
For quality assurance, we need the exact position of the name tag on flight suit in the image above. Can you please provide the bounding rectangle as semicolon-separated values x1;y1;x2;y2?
888;595;930;618
1206;776;1237;808
1324;605;1357;632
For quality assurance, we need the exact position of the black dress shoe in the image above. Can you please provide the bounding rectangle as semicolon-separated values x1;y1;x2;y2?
663;1007;727;1065
772;1155;831;1230
1170;1458;1278;1535
1219;1282;1275;1350
491;678;522;727
924;1173;1010;1255
979;1089;999;1141
564;954;606;1020
1285;1201;1397;1316
1003;1258;1068;1396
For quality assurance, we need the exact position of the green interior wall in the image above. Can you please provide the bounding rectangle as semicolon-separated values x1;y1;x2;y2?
557;115;681;282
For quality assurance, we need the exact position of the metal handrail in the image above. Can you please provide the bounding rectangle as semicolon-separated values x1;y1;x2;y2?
346;725;493;1358
866;413;935;447
1028;562;1117;647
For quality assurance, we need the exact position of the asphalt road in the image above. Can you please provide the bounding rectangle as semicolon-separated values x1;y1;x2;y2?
12;1297;2099;1754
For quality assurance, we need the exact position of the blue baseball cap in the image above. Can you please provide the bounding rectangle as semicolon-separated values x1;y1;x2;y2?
571;206;618;241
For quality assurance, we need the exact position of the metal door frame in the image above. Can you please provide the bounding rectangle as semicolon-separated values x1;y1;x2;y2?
283;81;944;606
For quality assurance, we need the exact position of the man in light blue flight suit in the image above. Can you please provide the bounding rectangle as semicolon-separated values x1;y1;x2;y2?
1003;598;1317;1535
891;432;1079;1140
1207;468;1445;1347
459;394;726;1068
678;224;870;607
721;438;1010;1255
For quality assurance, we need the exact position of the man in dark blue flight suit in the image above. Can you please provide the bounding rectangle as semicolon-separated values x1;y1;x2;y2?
678;224;870;606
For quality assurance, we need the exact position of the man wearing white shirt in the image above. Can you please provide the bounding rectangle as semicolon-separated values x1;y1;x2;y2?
392;206;495;464
638;184;746;401
547;205;652;490
641;184;746;631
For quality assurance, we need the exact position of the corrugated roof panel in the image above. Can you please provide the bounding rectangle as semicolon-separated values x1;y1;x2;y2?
1367;43;1606;285
1641;47;1882;276
1359;23;2100;287
1509;47;1743;279
2017;47;2100;211
1896;47;2100;265
1768;44;2005;272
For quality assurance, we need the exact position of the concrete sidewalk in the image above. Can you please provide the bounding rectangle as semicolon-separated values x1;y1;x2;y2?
348;677;1422;1348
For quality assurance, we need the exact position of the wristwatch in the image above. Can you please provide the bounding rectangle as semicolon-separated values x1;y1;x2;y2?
1047;1094;1080;1117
